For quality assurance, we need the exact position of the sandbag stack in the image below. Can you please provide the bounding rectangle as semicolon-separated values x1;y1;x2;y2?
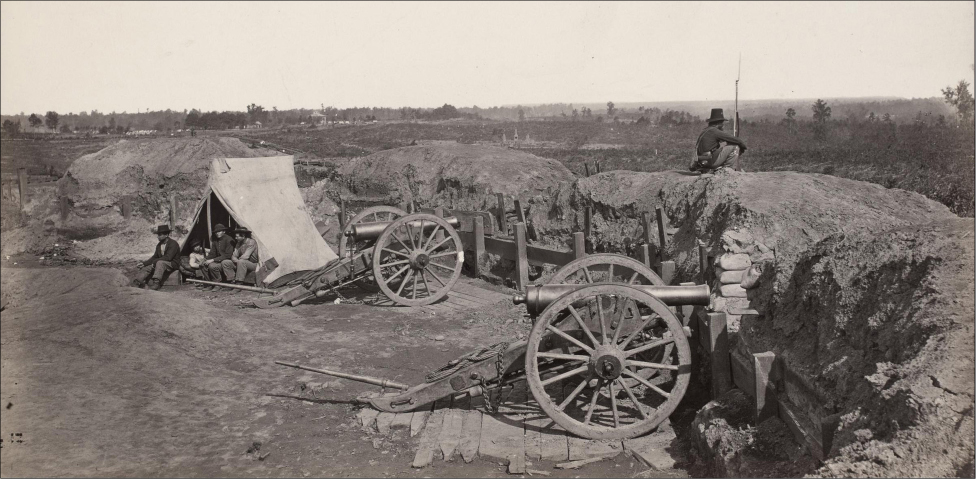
707;229;773;331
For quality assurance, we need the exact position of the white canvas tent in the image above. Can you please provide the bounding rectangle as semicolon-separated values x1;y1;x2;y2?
181;156;337;287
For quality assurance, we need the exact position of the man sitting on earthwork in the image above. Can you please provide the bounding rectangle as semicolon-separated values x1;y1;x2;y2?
223;227;259;289
691;108;748;173
132;225;181;290
198;223;236;291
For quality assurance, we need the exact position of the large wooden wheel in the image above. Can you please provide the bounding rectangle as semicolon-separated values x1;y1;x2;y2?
550;253;664;286
372;213;464;306
338;205;408;258
525;283;691;440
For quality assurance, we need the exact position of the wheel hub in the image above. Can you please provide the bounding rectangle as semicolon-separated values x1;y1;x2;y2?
590;346;626;381
410;252;430;269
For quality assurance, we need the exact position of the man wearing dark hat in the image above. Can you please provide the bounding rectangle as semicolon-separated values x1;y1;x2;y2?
199;223;236;291
222;227;259;287
132;225;181;290
691;108;748;172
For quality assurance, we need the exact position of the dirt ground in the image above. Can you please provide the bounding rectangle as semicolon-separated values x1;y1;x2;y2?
0;264;685;478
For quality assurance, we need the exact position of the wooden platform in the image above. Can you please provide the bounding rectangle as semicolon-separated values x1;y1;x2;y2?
356;382;679;470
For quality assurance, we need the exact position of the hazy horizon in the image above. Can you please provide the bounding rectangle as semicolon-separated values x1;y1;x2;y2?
2;2;973;115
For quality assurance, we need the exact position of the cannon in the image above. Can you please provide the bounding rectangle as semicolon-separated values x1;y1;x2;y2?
276;254;710;440
251;206;465;308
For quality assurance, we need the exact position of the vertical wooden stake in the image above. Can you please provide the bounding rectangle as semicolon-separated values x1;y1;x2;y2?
169;193;177;229
572;232;586;259
655;206;666;264
514;222;529;291
206;194;213;248
18;168;28;210
433;206;445;243
640;244;651;269
495;193;506;235
513;199;527;225
707;312;732;397
595;161;601;174
641;212;654;246
473;216;486;277
698;243;708;284
660;260;676;285
584;163;590;177
584;206;592;253
339;198;347;231
753;352;777;422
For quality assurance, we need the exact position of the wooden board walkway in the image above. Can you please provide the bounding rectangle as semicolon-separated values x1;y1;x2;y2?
358;388;678;471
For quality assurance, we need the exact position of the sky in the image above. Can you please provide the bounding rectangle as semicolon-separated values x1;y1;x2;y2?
1;1;974;114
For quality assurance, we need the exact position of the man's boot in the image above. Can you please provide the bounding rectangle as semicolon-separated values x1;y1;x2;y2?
148;278;162;291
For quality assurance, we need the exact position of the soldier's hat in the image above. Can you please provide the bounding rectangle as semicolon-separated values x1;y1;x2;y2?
152;224;172;235
706;108;728;125
234;227;252;236
213;223;228;233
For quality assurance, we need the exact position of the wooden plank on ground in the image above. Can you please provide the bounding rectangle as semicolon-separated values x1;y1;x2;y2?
439;409;464;461
412;397;451;468
569;435;622;461
478;411;526;463
524;383;569;461
459;409;483;463
391;412;413;432
622;419;677;470
410;405;432;437
357;408;380;431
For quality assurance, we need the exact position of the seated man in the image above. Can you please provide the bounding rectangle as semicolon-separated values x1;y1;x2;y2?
133;225;181;290
200;223;236;291
222;227;259;288
691;108;748;172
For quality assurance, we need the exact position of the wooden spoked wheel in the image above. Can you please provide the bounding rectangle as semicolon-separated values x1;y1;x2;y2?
371;213;464;306
337;206;408;258
550;253;664;287
525;284;690;440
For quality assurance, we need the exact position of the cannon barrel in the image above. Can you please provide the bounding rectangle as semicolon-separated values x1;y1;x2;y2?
346;216;461;241
513;283;711;316
275;361;411;390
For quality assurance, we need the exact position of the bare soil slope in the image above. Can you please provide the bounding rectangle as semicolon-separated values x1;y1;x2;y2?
336;143;576;211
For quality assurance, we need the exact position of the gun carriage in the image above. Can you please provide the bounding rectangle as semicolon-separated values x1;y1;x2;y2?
277;254;710;440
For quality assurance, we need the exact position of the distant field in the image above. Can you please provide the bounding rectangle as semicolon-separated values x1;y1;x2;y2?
0;137;117;181
237;119;975;217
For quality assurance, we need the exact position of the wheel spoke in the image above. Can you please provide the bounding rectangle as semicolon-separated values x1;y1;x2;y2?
596;298;608;345
426;235;453;254
610;297;630;345
622;369;671;399
617;378;647;419
582;267;593;283
625;337;674;357
628;271;640;284
405;223;418;250
626;359;679;371
391;232;412;253
607;263;614;282
382;248;410;258
379;258;411;268
420;269;432;297
609;381;620;428
396;269;415;296
384;265;410;285
619;314;658;350
536;352;590;362
567;305;600;348
558;380;588;411
427;268;447;287
545;325;594;354
422;224;441;250
428;261;456;274
583;379;603;425
541;365;588;387
411;270;418;299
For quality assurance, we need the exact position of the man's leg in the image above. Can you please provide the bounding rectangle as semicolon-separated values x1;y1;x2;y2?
149;260;174;290
203;263;223;290
236;260;257;284
132;264;153;287
221;260;237;282
711;145;739;170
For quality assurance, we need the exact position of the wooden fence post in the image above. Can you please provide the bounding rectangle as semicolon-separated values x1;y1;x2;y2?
640;244;652;269
206;195;213;248
433;206;445;243
698;243;708;284
655;206;666;264
584;206;592;253
584;163;590;177
514;222;529;291
473;216;486;277
595;161;601;174
572;232;585;259
707;312;733;397
18;168;28;210
753;351;777;422
495;193;506;235
339;198;347;231
169;193;177;229
513;198;527;225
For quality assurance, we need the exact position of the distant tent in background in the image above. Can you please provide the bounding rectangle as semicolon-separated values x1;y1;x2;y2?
180;156;337;287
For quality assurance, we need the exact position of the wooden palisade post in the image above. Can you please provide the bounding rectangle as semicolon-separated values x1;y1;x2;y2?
707;312;733;397
572;232;585;259
655;206;666;264
495;193;506;235
584;206;592;253
753;351;777;421
473;216;486;277
514;222;529;291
